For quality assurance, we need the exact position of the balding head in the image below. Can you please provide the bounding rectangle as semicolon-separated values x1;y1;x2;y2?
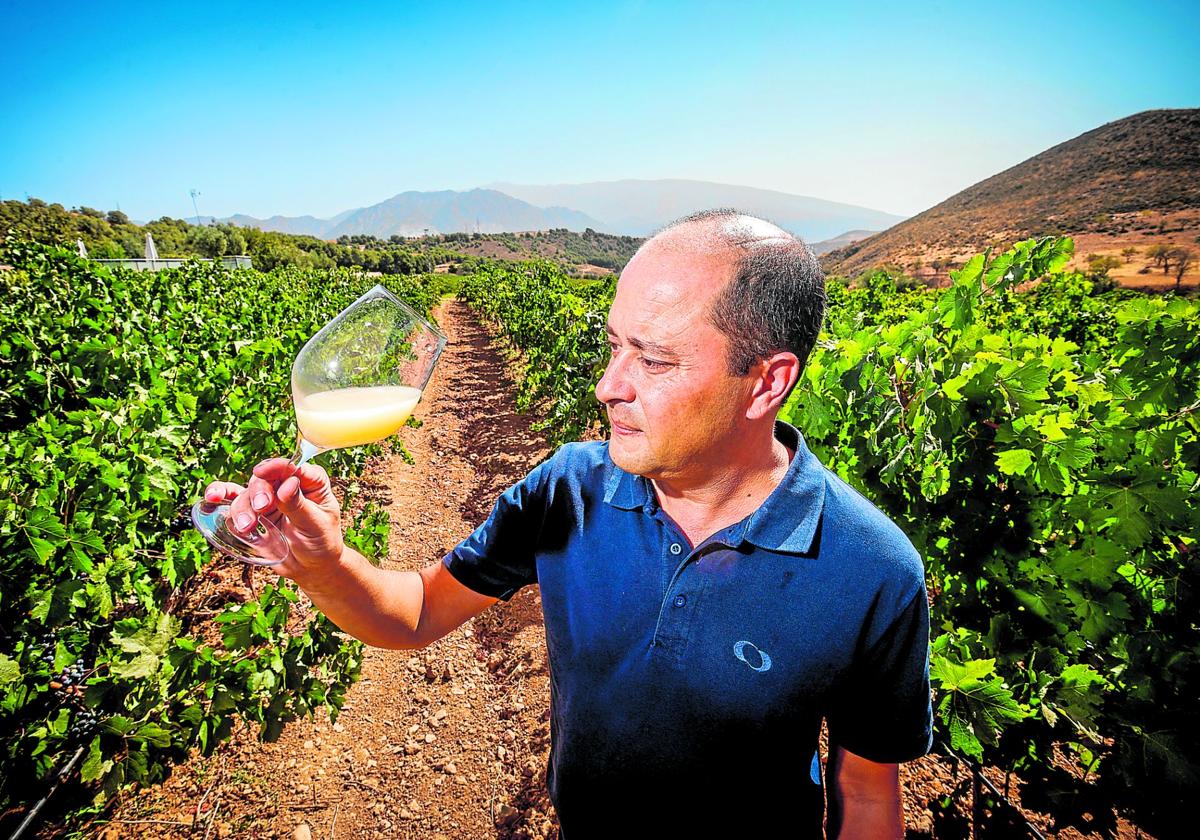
646;210;794;256
629;208;827;397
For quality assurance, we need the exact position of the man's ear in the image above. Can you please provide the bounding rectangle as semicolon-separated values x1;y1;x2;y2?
745;352;800;420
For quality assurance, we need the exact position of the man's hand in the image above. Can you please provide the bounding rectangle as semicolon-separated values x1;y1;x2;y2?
826;745;903;840
204;458;345;588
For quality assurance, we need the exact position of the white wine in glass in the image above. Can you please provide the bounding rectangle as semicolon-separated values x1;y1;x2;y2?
192;284;446;565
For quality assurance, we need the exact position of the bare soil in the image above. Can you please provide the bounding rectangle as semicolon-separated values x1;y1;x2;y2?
58;300;1154;839
870;209;1199;292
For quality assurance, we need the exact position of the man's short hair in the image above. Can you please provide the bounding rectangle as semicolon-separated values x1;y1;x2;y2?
652;208;827;401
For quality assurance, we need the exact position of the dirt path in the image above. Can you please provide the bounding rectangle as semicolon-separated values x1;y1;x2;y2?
94;299;559;839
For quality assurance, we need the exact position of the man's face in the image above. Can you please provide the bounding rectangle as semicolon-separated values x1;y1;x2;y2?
595;240;755;483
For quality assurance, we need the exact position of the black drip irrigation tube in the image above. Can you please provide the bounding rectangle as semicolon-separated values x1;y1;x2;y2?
7;745;87;840
937;739;1048;840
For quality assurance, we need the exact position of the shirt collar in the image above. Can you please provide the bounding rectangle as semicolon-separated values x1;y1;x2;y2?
602;419;826;555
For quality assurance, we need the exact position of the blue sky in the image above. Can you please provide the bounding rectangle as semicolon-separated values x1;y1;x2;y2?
2;0;1197;222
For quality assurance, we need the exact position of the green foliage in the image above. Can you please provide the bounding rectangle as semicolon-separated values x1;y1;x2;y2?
781;235;1199;820
0;199;451;277
0;239;423;827
460;260;613;445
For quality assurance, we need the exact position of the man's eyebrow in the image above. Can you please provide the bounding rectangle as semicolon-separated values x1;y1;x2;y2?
605;323;679;358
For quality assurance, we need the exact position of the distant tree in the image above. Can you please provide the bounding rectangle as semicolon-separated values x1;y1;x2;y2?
1170;247;1193;291
143;220;187;256
76;215;108;239
89;240;125;258
186;224;225;258
118;233;143;258
223;227;247;256
1145;243;1172;273
1120;246;1138;263
106;210;130;226
27;197;47;208
1087;254;1122;276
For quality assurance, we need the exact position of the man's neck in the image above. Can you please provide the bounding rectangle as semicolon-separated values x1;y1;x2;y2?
650;424;794;546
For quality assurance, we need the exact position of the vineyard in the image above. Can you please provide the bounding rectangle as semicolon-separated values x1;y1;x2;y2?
0;232;1197;837
463;240;1199;834
0;240;446;832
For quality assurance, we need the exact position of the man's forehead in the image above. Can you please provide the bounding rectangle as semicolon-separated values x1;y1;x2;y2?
608;259;727;352
614;254;722;312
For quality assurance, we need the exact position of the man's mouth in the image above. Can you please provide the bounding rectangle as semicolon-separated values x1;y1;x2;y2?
610;418;641;434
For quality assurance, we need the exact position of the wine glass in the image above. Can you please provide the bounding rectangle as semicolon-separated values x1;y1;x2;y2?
191;284;446;565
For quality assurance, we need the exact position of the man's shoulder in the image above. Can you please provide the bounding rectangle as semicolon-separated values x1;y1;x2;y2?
817;465;925;587
529;440;614;494
540;439;611;473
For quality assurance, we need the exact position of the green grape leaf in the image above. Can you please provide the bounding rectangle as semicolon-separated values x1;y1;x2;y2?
996;448;1034;476
0;653;20;686
80;737;112;782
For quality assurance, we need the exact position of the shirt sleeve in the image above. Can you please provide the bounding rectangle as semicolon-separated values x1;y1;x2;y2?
825;571;934;764
441;452;557;602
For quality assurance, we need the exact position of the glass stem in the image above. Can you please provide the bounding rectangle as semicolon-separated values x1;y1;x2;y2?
291;435;321;466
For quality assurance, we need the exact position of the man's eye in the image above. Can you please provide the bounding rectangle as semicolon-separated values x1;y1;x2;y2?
641;358;670;370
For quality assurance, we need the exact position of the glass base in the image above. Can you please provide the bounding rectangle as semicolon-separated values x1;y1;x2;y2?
191;500;290;566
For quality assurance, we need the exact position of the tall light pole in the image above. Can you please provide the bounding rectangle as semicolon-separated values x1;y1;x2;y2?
189;189;202;226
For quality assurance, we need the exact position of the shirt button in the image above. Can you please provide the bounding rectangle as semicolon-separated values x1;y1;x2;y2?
673;594;686;608
669;543;682;555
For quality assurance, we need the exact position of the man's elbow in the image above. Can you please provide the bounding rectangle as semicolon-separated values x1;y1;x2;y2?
329;623;428;651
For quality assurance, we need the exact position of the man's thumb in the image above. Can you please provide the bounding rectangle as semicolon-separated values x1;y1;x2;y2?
275;475;326;531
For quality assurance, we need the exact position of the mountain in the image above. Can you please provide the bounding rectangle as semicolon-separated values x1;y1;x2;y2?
824;109;1200;277
809;230;878;256
222;189;608;239
484;178;907;242
225;214;332;238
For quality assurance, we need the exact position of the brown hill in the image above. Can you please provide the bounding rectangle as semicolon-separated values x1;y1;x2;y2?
824;109;1200;286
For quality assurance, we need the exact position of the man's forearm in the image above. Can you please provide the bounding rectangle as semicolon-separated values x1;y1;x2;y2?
826;745;904;840
294;545;427;649
827;790;903;840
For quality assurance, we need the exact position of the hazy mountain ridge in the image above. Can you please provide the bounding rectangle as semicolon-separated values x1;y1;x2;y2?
808;229;878;256
222;189;608;239
486;178;907;243
218;180;905;242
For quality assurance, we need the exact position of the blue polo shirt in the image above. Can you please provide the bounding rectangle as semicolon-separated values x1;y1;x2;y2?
443;419;933;838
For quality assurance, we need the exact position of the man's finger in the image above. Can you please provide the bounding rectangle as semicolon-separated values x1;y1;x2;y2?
252;458;302;484
253;460;334;503
204;481;246;504
246;474;278;516
229;475;274;534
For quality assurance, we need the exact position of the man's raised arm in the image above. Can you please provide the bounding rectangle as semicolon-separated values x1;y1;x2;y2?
206;458;498;649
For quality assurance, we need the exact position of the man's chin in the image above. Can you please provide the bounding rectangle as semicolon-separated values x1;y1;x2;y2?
608;436;648;475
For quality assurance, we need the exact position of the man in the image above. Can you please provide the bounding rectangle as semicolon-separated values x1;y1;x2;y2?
208;209;933;838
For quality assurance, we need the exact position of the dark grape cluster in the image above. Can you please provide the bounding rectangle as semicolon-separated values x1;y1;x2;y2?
55;658;87;691
38;631;57;667
37;628;104;741
68;708;101;741
169;503;194;535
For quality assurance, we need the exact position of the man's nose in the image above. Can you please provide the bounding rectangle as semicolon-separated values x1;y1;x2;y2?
595;353;634;405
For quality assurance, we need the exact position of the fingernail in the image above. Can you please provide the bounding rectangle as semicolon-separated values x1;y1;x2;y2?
253;493;270;510
235;513;253;531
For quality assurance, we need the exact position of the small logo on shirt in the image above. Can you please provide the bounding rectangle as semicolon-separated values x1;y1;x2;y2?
733;640;772;672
